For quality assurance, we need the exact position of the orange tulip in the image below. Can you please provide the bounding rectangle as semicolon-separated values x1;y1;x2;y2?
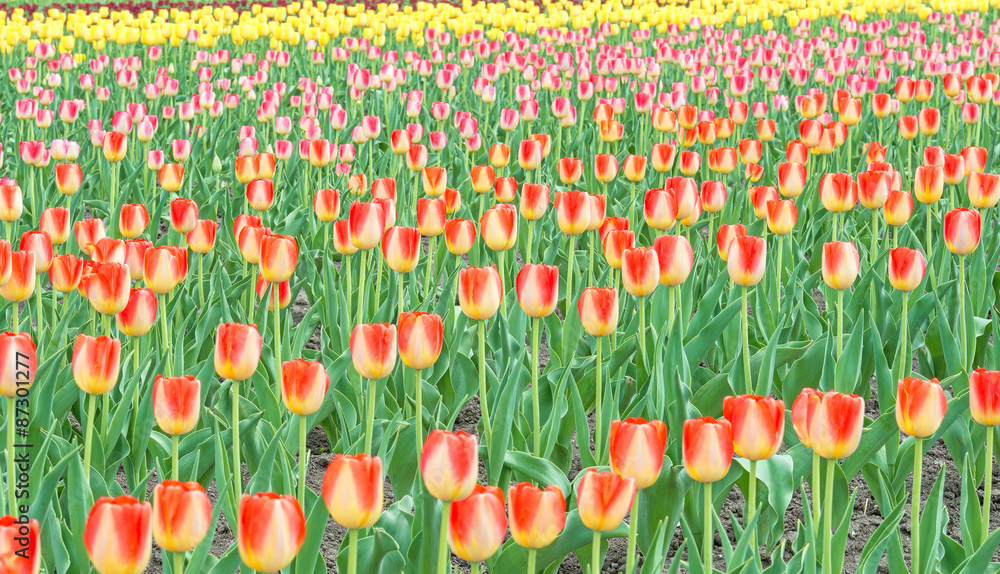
350;323;397;380
458;266;503;320
516;264;559;318
0;251;34;303
682;417;734;483
151;374;200;435
0;515;40;574
84;496;151;574
701;181;727;214
602;230;634;270
72;334;121;395
470;165;495;194
652;234;693;286
818;173;857;213
187;220;217;255
896;377;947;438
423;166;448;197
575;469;635;531
480;204;518;251
169;198;198;233
151;480;212;553
578;287;619;337
508;483;566;549
727;235;766;287
397;312;443;370
348;202;386;250
381;227;421;273
766;200;798;235
0;332;36;398
970;369;1000;426
49;253;83;293
281;359;329;416
102;131;128;162
791;389;864;459
558;157;584;185
322;454;384;530
18;231;51;273
554;191;591;235
883;190;914;226
518;139;543;170
489;143;511;168
520;183;549;220
39;207;70;245
444;219;476;255
416;197;447;237
621;247;659;297
822;241;860;290
644;188;678;230
967;172;1000;209
716;224;746;261
259;234;298;283
234;156;258;183
943;208;981;255
858;170;891;209
609;418;667;489
449;484;508;562
116;288;157;337
778;162;807;198
623;154;647;182
594;153;619;183
237;493;306;573
914;165;944;204
56;162;83;195
749;186;779;220
888;247;926;291
420;429;479;502
723;395;785;461
158;164;185;192
313;189;341;222
494;176;517;203
214;323;263;381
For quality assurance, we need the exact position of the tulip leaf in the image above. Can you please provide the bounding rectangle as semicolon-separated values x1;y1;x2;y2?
491;509;628;572
856;496;906;574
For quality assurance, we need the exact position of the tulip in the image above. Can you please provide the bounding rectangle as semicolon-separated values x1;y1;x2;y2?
117;204;149;239
169;198;198;234
397;311;443;452
259;234;297;283
610;418;667;490
558;157;583;185
159;164;184;193
350;322;397;452
49;253;83;293
575;468;635;571
143;246;183;295
281;359;329;417
888;247;926;293
896;377;946;439
444;219;476;256
214;322;261;500
421;429;479;503
0;516;40;574
967;172;1000;209
728;235;766;287
0;251;34;310
449;484;507;564
458;266;503;322
516;264;558;319
971;369;1000;427
39;207;70;245
381;226;420;275
508;483;566;553
56;162;83;195
602;230;634;270
322;454;383;532
652;233;693;332
116;287;157;337
644;188;678;231
84;496;152;574
151;480;211;562
237;493;306;573
0;331;35;401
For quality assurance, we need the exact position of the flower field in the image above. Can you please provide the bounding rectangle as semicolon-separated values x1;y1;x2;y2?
3;0;1000;572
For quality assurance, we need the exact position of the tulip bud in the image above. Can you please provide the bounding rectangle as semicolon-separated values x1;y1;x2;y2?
943;207;981;255
84;496;152;574
151;481;212;553
237;493;306;573
896;377;947;438
609;418;667;489
459;266;503;320
644;188;678;231
259;234;298;283
822;241;860;290
888;247;926;291
554;191;591;236
682;417;734;483
575;469;635;531
723;395;784;461
322;454;384;530
350;323;397;380
883;190;914;227
381;227;421;273
578;287;619;337
792;388;864;459
727;235;766;287
116;288;157;337
444;219;476;255
214;323;263;381
516;264;559;318
397;312;443;370
348;202;386;250
281;359;329;416
508;483;566;549
448;484;508;562
169;198;198;233
970;368;1000;426
420;429;479;501
621;247;659;297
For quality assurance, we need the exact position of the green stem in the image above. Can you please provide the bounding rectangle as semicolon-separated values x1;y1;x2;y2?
526;220;534;265
498;250;508;319
415;369;424;455
172;434;179;481
926;203;937;288
364;378;376;454
344;253;353;312
198;254;205;309
837;289;844;359
425;236;435;298
595;336;603;464
812;451;821;527
704;481;713;574
749;460;760;570
273;283;281;374
84;393;96;483
775;235;783;312
527;548;537;574
438;500;451;574
637;296;647;368
298;415;307;503
346;529;359;574
174;551;184;574
34;276;42;344
160;295;170;375
588;231;595;288
531;317;541;457
478;320;492;443
50;286;57;333
912;438;923;574
959;255;967;370
7;397;15;514
565;235;577;318
871;210;879;313
470;562;480;574
983;428;994;545
232;380;242;504
900;291;911;382
667;285;676;334
742;286;752;394
592;529;602;574
823;458;836;574
398;273;405;320
626;490;640;574
356;250;368;326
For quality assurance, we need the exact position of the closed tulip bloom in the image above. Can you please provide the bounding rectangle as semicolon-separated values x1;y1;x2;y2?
480;204;518;251
516;264;559;318
143;247;182;294
749;186;779;220
576;469;635;531
0;251;34;303
594;153;619;183
420;429;479;501
621;247;659;297
470;165;495;194
883;190;914;226
766;200;798;235
459;266;503;320
555;191;591;235
350;323;397;380
416;197;447;237
518;139;543;170
85;262;130;314
39;207;70;245
970;369;1000;426
187;220;217;254
72;334;121;395
158;164;185;193
259;234;298;283
806;391;865;459
598;218;629;243
237;493;306;573
322;454;384;530
449;484;507;562
381;227;421;273
117;204;149;239
56;163;83;195
116;288;157;337
151;481;211;553
943;208;981;255
245;179;275;211
88;238;126;265
169;198;198;233
716;224;746;261
488;143;510;168
0;332;36;398
558;157;584;185
701;181;727;214
918;107;941;136
896;377;947;438
74;219;107;254
778;162;808;198
727;235;766;286
349;202;386;250
0;515;40;574
422;166;447;197
49;253;83;293
818;173;858;213
494;177;517;204
234;156;258;184
0;185;22;224
914;165;944;204
790;388;824;449
682;417;734;483
578;287;619;337
822;241;860;290
520;183;549;220
313;189;341;222
18;231;51;273
609;418;667;489
679;151;701;176
333;221;359;256
943;154;965;185
281;359;329;416
444;219;476;255
888;247;926;291
508;483;566;549
84;496;152;574
723;395;785;461
858;170;891;209
652;235;694;286
102;131;128;162
397;312;443;370
603;230;635;269
644;188;678;230
967;172;1000;209
152;374;200;435
962;146;987;175
650;142;677;172
623;154;647;182
214;323;263;381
